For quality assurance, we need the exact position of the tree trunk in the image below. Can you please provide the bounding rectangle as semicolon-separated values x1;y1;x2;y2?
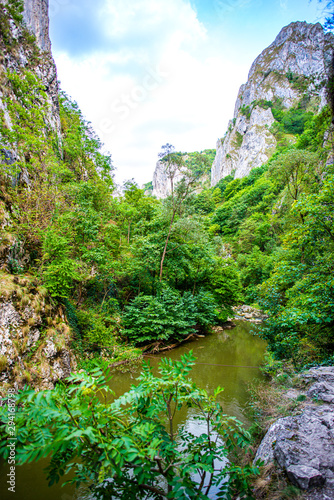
127;219;132;244
159;210;176;281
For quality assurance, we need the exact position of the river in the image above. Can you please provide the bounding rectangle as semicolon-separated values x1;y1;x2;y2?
0;320;266;500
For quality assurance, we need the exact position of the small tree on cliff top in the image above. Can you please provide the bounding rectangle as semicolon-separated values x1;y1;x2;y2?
158;144;198;281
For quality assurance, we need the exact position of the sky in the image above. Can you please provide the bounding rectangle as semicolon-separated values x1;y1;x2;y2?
48;0;325;186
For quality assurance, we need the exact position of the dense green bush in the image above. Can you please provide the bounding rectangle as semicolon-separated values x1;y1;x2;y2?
123;288;218;344
272;106;313;135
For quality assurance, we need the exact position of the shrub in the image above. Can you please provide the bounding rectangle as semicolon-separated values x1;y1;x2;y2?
0;354;258;499
123;288;218;344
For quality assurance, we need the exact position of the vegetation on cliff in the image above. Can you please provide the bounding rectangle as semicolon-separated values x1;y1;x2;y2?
0;3;333;497
0;36;242;382
205;103;334;366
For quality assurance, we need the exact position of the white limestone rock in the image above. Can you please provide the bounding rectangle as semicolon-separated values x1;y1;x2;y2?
152;161;184;199
254;398;334;493
0;0;61;160
211;22;334;185
23;0;51;52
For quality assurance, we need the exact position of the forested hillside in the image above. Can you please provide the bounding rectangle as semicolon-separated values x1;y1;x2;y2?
1;1;334;498
0;2;244;391
205;103;334;365
0;1;333;393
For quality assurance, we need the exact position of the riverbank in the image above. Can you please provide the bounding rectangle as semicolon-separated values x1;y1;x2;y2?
249;363;334;499
0;320;266;500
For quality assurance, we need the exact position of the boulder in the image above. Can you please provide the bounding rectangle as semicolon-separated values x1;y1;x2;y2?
303;367;334;384
307;381;334;404
287;465;325;490
254;405;334;491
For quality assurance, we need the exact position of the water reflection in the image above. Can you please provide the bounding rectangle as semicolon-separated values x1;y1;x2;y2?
0;321;266;500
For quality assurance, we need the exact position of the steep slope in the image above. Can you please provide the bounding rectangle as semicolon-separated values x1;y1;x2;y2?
23;0;50;51
211;21;334;185
0;0;60;143
0;0;74;392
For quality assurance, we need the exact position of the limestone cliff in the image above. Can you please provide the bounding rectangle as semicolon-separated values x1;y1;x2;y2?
0;0;60;138
152;160;184;199
152;150;214;199
23;0;50;52
0;1;74;393
211;22;334;185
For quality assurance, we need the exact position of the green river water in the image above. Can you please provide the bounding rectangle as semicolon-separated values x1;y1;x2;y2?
0;320;266;500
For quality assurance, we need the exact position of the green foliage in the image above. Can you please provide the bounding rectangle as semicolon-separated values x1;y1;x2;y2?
0;354;258;498
5;0;23;23
272;104;313;135
2;18;332;373
193;189;215;214
253;99;273;110
184;149;215;177
297;106;332;151
285;71;310;92
0;0;24;48
143;180;153;192
123;287;218;344
233;131;244;149
208;105;333;336
59;92;114;184
215;174;234;195
240;105;252;119
258;172;334;364
212;187;222;204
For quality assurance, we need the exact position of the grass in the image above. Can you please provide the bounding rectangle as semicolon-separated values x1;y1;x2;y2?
0;354;8;372
253;463;303;499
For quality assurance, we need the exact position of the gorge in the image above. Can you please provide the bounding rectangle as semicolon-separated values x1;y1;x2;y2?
0;1;334;499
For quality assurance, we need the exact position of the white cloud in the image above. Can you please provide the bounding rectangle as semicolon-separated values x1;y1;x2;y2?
53;0;249;186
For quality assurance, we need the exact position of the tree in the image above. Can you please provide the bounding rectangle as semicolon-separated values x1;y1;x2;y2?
0;353;258;499
258;173;334;362
158;144;197;281
268;149;319;204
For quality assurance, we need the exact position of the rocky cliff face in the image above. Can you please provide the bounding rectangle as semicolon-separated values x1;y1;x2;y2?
152;160;184;199
152;150;213;199
23;0;50;52
0;1;74;393
211;22;334;186
255;367;334;496
0;0;60;137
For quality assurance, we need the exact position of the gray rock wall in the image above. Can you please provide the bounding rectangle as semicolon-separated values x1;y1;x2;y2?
0;0;61;158
23;0;51;52
211;22;334;186
254;367;334;495
152;160;184;199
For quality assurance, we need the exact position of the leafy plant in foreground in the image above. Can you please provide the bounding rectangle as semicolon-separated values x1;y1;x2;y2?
0;353;258;499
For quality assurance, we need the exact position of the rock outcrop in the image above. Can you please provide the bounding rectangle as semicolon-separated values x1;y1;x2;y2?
152;160;184;199
0;0;60;141
152;150;213;199
23;0;51;52
0;274;76;394
254;367;334;497
211;22;334;186
232;304;268;323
